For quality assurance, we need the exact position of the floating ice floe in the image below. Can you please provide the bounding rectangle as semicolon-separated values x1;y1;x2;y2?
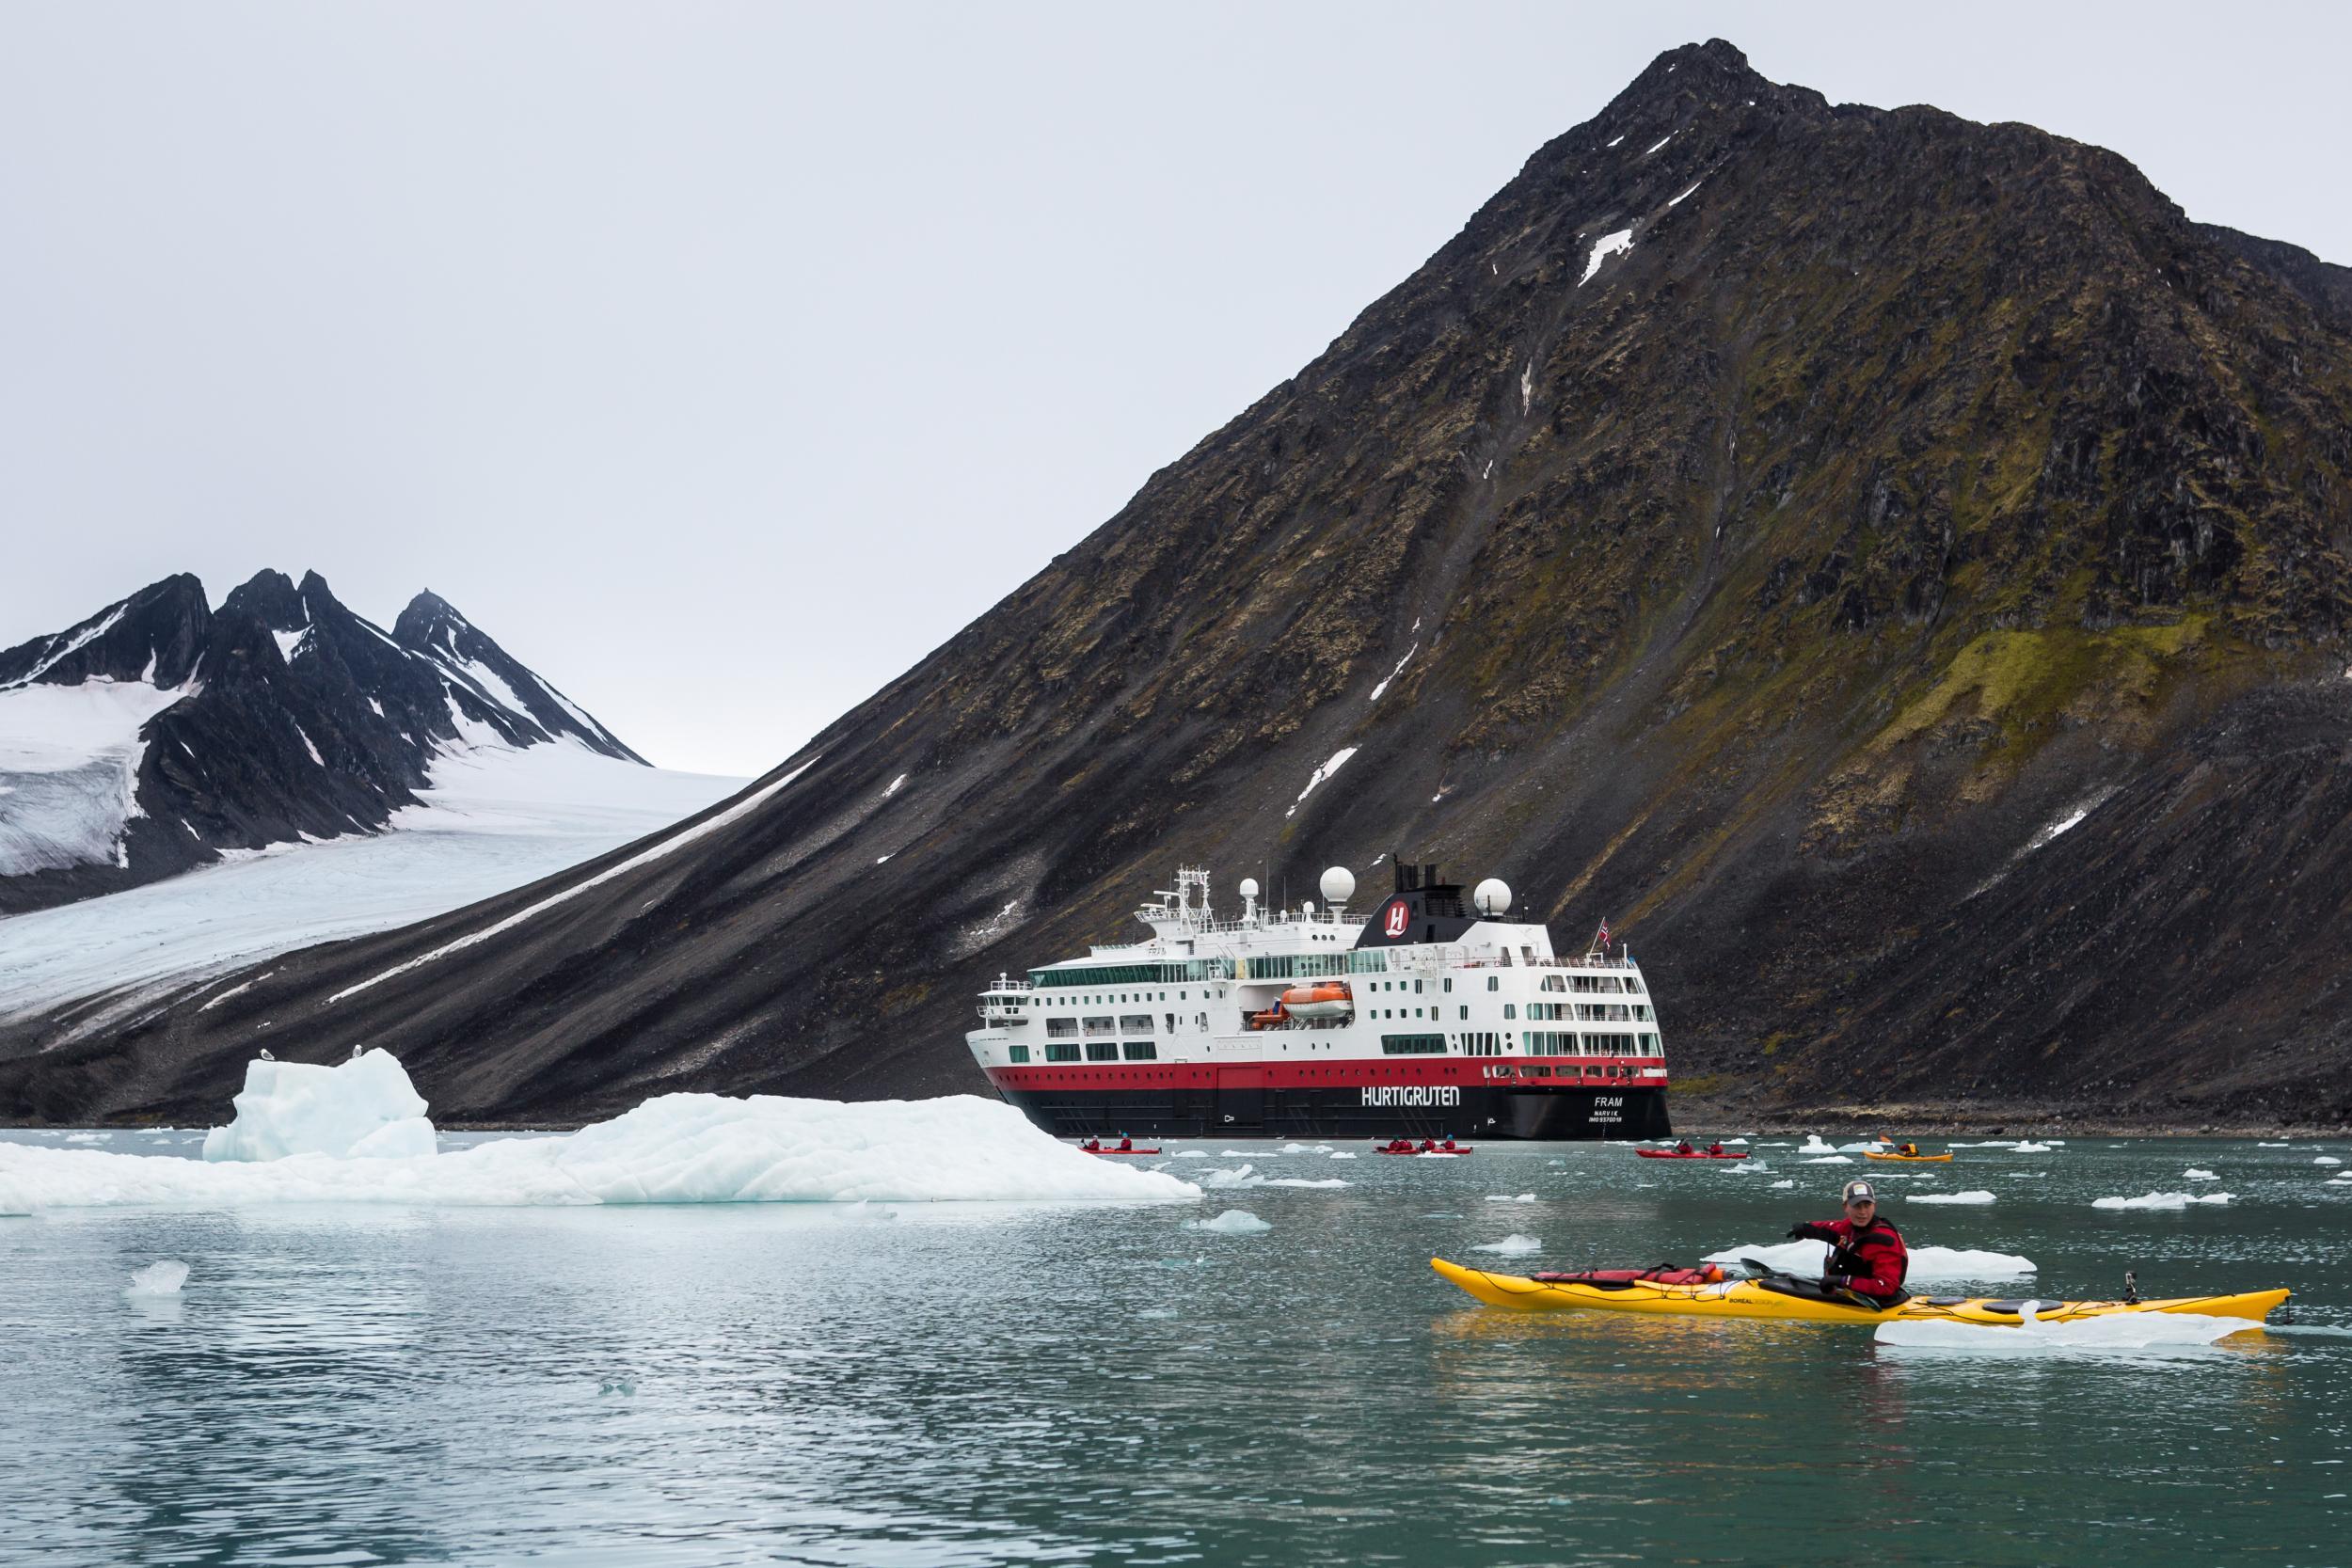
202;1049;437;1162
1706;1240;2036;1282
1472;1234;1544;1257
1329;1151;1358;1160
1875;1309;2260;1355
1906;1191;1997;1205
2185;1168;2219;1181
0;1075;1201;1209
1186;1210;1270;1235
1486;1193;1538;1203
2092;1192;2234;1211
2010;1142;2055;1154
2259;1141;2290;1148
1802;1155;1854;1164
2317;1157;2343;1167
1797;1136;1838;1154
1771;1180;1795;1190
1172;1151;1210;1159
124;1260;189;1298
1201;1164;1348;1190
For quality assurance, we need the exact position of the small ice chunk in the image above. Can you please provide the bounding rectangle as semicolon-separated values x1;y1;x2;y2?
1907;1191;1996;1205
1472;1234;1543;1257
1329;1151;1358;1160
1876;1310;2258;1354
125;1260;189;1298
2316;1157;2343;1166
1708;1241;2036;1281
1771;1180;1795;1190
2184;1168;2219;1180
2010;1141;2054;1153
1186;1209;1270;1235
1802;1155;1853;1164
2092;1192;2234;1210
1486;1193;1538;1203
1797;1136;1838;1153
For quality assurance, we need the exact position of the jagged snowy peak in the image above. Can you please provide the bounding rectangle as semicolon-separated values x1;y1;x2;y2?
0;569;646;915
392;591;644;764
0;575;209;690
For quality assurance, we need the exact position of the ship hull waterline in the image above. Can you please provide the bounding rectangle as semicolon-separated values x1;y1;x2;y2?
990;1081;1670;1141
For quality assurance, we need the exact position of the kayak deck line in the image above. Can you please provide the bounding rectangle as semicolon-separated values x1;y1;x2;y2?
1430;1259;2290;1326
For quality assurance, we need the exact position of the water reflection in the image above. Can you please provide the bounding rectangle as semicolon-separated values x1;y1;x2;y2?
0;1136;2345;1564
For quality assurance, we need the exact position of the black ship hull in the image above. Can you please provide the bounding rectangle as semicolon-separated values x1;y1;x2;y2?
994;1082;1671;1142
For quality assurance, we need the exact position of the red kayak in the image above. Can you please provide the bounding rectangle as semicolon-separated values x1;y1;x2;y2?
1374;1146;1475;1156
1078;1145;1162;1155
1634;1148;1749;1161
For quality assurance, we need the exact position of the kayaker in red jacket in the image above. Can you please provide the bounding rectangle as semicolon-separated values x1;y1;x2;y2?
1787;1179;1909;1305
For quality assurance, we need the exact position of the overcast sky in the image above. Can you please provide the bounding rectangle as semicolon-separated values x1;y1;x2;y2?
5;3;2346;776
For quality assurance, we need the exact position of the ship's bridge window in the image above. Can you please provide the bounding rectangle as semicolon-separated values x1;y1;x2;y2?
1086;1041;1120;1062
1008;1044;1030;1064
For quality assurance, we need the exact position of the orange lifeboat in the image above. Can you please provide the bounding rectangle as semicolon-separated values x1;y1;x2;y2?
1278;980;1353;1021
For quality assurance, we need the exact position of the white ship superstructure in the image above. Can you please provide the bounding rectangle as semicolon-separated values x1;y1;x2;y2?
966;862;1672;1140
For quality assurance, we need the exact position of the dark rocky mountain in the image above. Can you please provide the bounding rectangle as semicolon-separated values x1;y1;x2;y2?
0;570;643;914
9;40;2352;1131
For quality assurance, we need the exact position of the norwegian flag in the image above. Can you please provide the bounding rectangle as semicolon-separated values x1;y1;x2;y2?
1595;918;1612;950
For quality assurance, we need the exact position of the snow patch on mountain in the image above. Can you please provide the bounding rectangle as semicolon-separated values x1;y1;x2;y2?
0;679;190;875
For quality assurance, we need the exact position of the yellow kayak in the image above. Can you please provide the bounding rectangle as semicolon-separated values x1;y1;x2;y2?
1431;1259;2288;1325
1867;1150;1953;1163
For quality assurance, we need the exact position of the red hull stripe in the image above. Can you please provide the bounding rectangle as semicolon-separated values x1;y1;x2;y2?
983;1059;1665;1091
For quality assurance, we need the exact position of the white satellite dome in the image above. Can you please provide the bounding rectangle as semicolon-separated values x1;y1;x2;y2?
1238;878;1260;899
1318;865;1356;904
1472;878;1513;916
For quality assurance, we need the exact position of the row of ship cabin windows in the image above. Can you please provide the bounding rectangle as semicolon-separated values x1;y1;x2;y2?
1360;1003;1650;1022
1046;1013;1208;1039
1387;1031;1661;1056
1361;975;1645;996
1011;1042;1159;1064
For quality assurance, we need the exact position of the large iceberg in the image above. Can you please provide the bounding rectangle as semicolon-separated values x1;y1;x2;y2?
6;1069;1200;1209
202;1049;437;1161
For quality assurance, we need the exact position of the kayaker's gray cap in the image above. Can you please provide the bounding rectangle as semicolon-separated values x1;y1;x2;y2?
1842;1179;1879;1204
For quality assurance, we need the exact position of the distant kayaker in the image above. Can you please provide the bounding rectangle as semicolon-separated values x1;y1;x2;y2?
1676;1139;1696;1155
1117;1136;1134;1151
1081;1137;1101;1152
1787;1178;1909;1307
1707;1141;1724;1157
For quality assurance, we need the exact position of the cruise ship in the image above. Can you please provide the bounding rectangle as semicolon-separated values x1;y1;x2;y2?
965;862;1672;1140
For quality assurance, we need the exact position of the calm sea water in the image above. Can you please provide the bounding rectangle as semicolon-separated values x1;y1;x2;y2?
2;1132;2347;1567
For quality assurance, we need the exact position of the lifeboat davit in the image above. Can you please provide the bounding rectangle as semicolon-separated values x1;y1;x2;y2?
1278;981;1353;1020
